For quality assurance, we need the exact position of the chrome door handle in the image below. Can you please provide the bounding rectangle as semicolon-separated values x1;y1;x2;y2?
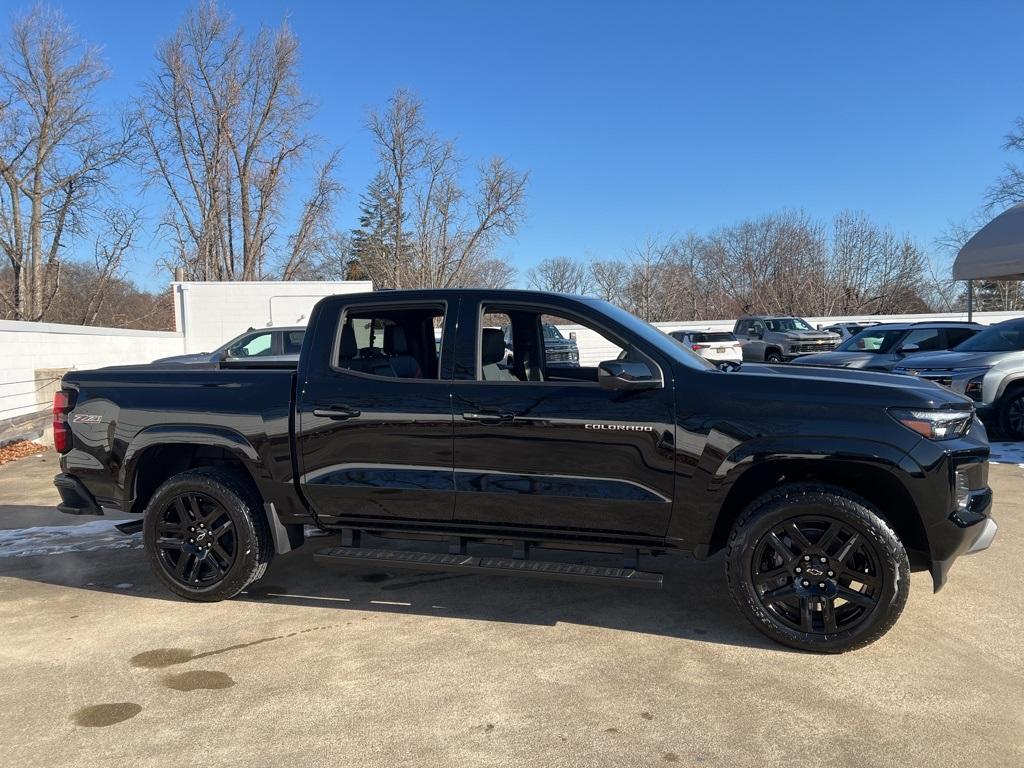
461;411;515;425
313;405;361;420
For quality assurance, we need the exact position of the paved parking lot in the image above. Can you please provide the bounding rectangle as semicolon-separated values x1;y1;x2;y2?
1;450;1022;768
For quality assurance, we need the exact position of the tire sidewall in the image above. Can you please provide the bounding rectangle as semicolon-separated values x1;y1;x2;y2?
142;470;265;602
998;389;1024;440
727;489;909;653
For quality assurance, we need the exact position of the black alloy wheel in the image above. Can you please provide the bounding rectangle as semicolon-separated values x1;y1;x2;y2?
751;515;880;635
726;483;909;653
142;468;272;602
154;492;236;587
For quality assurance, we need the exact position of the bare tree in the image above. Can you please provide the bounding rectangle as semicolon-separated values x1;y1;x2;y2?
355;89;528;289
79;207;142;324
136;1;341;281
526;256;592;294
589;258;628;303
0;6;134;320
986;116;1024;212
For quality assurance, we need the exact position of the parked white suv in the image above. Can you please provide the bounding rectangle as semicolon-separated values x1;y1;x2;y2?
669;329;743;367
894;318;1024;438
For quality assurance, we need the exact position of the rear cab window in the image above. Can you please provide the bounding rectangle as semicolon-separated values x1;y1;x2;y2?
333;302;447;380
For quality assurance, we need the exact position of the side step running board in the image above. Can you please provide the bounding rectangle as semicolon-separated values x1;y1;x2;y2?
314;546;664;589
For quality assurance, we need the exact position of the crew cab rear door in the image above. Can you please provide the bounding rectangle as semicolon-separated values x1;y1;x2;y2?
295;296;458;524
449;294;676;537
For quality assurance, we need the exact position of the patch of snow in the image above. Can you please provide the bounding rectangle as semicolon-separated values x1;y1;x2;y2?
0;520;141;558
988;442;1024;468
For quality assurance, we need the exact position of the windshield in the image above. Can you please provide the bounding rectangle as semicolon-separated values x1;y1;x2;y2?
585;299;714;370
764;317;813;331
543;324;566;340
837;328;905;353
954;322;1024;352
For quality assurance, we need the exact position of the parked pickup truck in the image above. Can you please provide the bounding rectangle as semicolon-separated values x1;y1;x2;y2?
734;315;841;363
53;289;996;652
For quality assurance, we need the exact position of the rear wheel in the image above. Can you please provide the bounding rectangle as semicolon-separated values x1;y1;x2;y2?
142;468;272;602
726;483;909;653
998;387;1024;440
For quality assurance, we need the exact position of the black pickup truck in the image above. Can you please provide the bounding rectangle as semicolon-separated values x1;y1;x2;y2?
52;289;996;652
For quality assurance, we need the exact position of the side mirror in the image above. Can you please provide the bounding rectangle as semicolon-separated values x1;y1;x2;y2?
898;343;920;355
598;360;661;391
747;328;761;339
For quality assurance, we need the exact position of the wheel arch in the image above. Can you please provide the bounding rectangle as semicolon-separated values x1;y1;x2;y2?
123;426;263;516
707;457;930;571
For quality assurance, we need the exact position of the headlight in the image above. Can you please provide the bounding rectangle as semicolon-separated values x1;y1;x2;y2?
964;375;984;402
888;408;973;440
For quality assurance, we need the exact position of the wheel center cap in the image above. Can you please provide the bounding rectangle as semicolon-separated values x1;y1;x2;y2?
803;564;826;578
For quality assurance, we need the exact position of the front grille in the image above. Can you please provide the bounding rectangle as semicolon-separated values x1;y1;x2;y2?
547;350;573;362
794;340;838;353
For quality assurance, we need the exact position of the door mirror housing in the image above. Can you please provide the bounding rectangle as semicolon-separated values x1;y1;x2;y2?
598;360;662;391
898;343;920;355
747;327;761;339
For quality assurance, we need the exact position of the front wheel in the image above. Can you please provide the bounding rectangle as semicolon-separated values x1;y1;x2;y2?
726;483;909;653
765;350;784;363
998;387;1024;440
142;467;272;602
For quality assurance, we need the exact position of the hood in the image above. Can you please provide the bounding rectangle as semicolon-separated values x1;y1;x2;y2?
894;350;1022;372
733;361;971;410
789;351;875;368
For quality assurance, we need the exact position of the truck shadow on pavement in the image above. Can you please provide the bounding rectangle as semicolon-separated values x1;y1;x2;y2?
0;526;780;652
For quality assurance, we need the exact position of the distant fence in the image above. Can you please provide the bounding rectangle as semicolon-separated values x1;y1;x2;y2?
0;320;184;443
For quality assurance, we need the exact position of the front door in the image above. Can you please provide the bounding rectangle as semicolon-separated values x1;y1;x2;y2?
450;295;676;537
296;298;457;524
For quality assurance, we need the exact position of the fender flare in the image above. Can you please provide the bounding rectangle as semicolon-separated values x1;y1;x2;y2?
121;424;262;512
678;435;924;557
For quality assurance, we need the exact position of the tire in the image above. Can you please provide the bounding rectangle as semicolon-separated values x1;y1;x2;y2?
997;387;1024;440
765;350;784;364
142;467;272;602
725;483;909;653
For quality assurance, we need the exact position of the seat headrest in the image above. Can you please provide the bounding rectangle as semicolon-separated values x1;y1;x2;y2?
384;325;408;355
481;328;508;365
339;322;358;359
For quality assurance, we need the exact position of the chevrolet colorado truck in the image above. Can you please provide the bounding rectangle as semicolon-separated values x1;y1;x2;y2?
52;290;996;652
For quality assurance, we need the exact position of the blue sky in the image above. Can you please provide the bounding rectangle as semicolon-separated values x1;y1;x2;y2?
38;0;1024;290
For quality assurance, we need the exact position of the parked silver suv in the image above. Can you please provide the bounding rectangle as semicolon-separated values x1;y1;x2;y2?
733;316;840;363
893;318;1024;438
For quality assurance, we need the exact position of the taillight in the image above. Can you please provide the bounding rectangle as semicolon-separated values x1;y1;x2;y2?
52;390;72;453
691;344;704;350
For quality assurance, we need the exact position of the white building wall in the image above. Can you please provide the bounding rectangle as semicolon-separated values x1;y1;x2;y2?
0;320;184;422
174;280;373;353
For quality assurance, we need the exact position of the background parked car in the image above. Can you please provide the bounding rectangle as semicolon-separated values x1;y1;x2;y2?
791;322;982;371
733;315;840;363
669;329;742;366
503;323;580;367
153;326;305;364
820;321;879;341
894;318;1024;439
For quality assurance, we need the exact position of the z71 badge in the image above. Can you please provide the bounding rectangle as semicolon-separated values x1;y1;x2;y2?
72;414;102;424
